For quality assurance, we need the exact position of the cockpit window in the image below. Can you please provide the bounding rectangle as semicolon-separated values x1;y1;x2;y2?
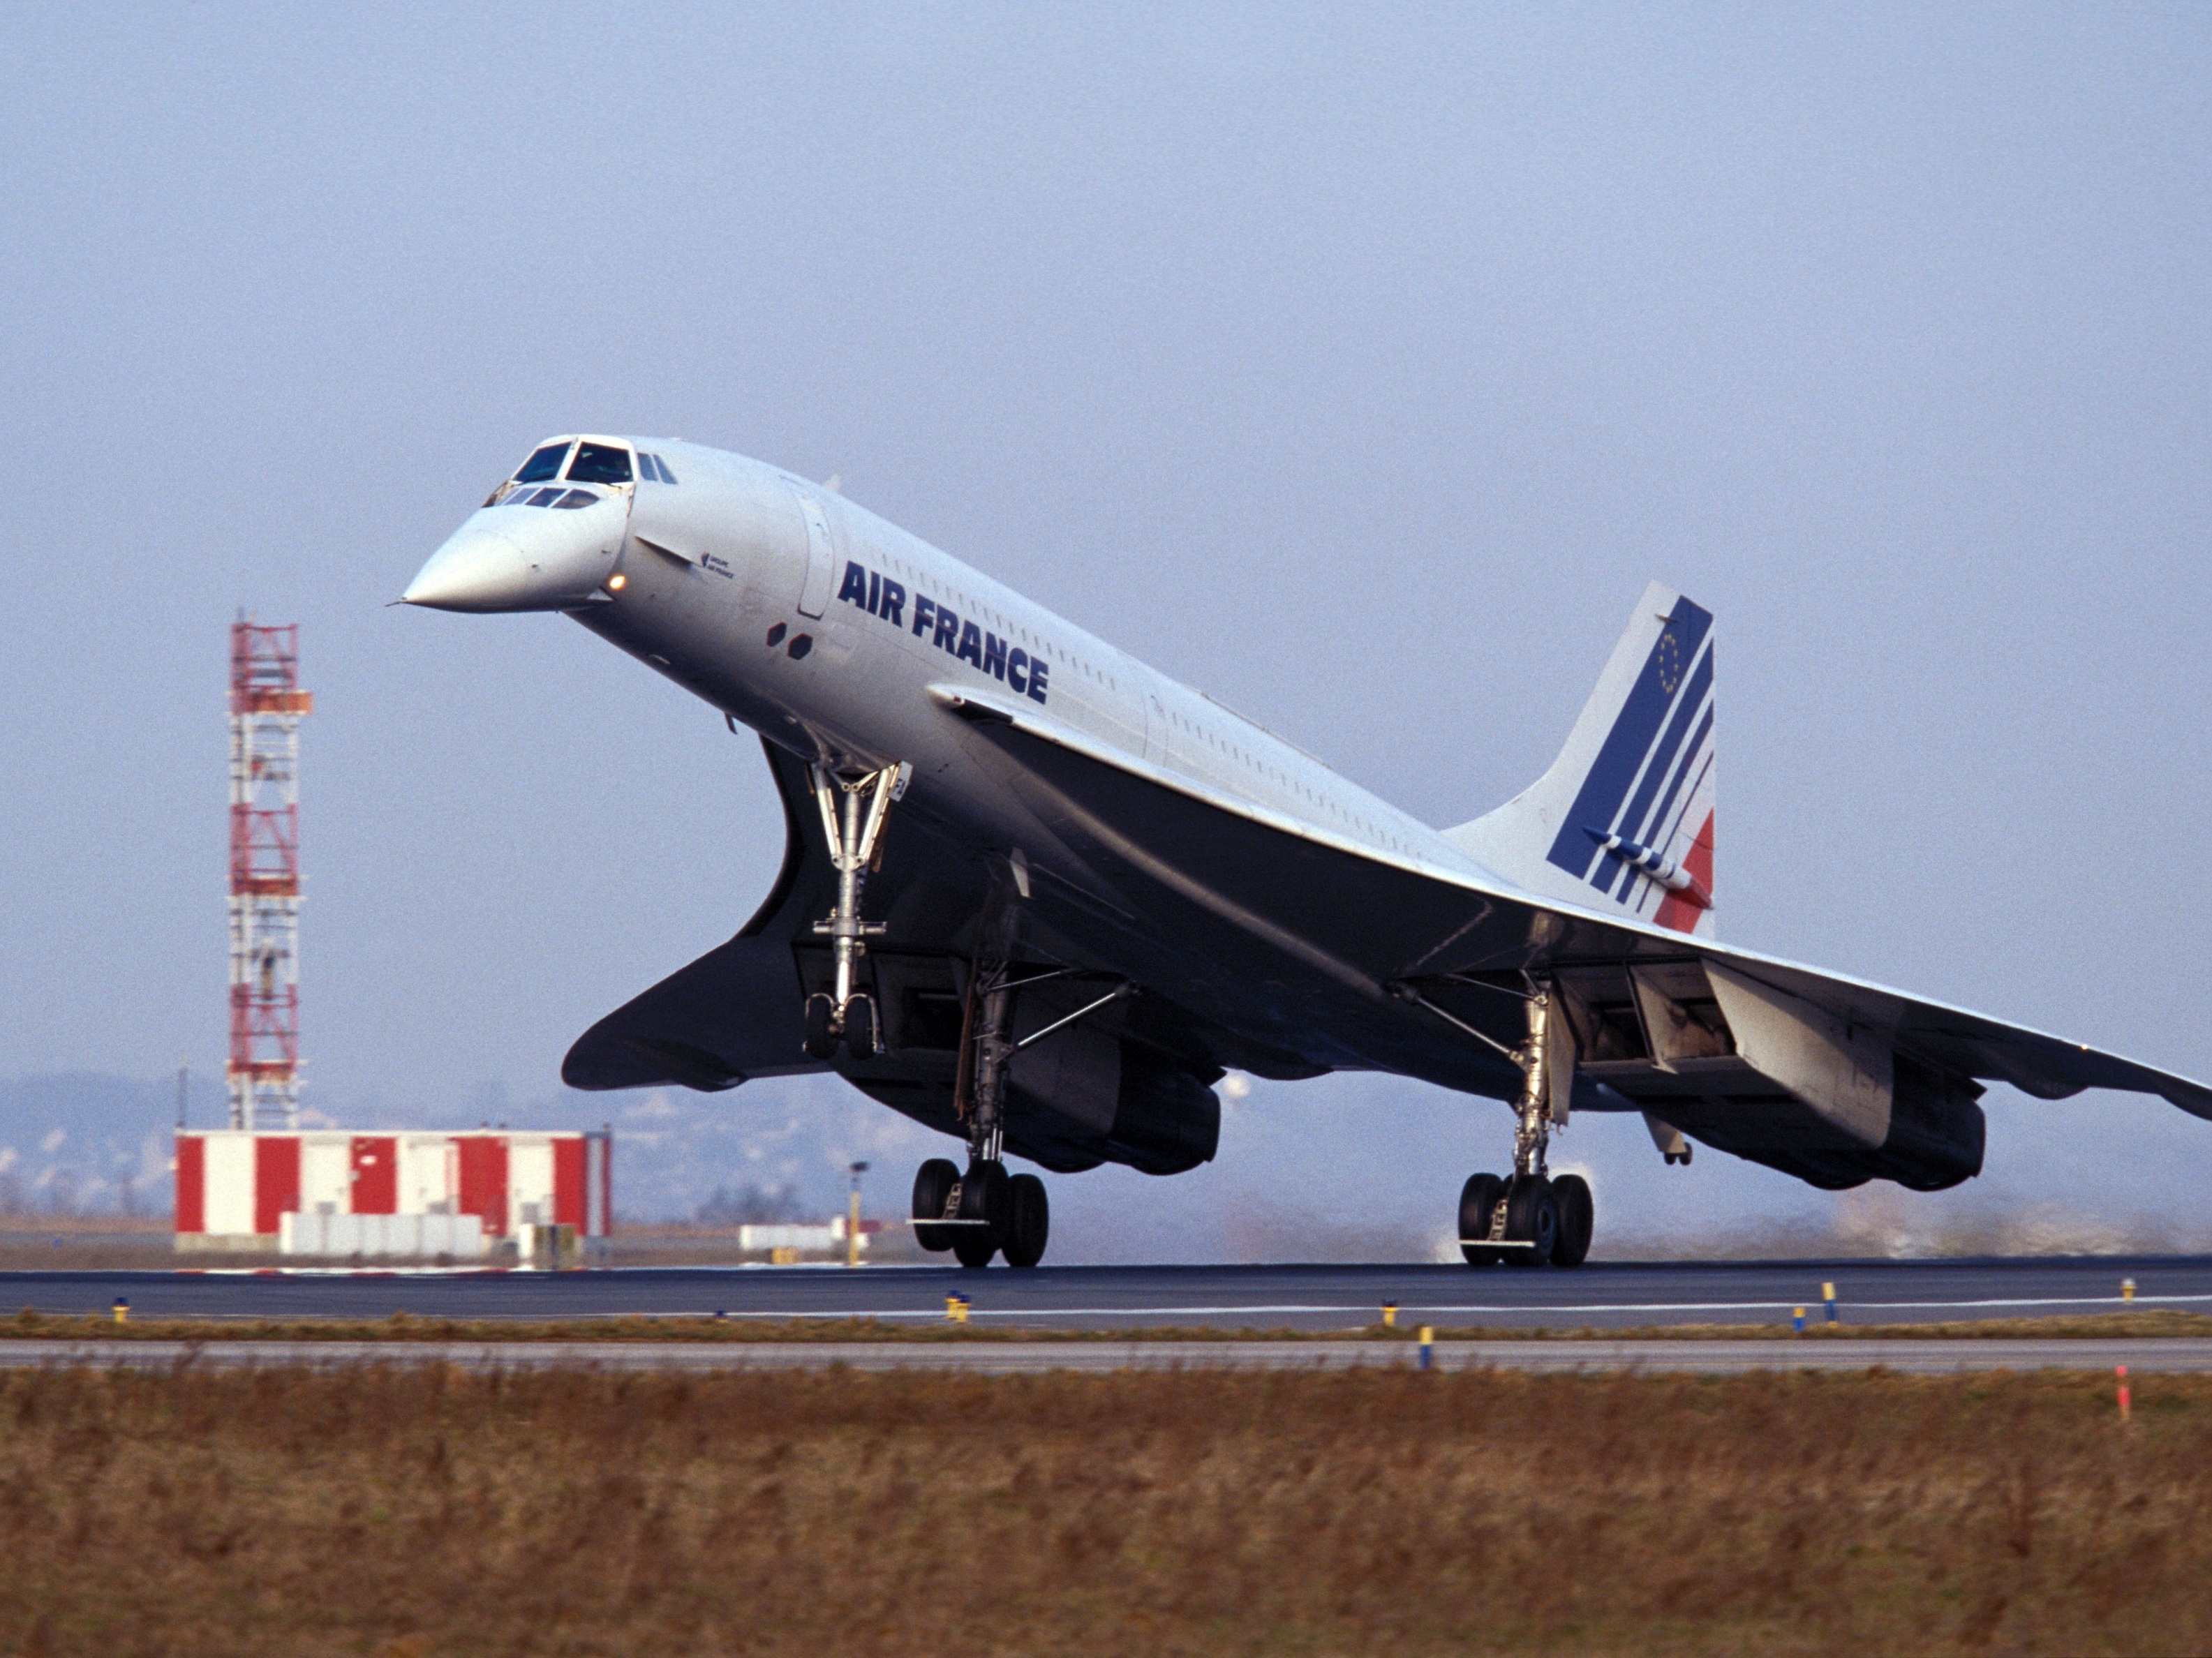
524;486;565;506
565;442;633;485
514;442;572;484
553;488;597;509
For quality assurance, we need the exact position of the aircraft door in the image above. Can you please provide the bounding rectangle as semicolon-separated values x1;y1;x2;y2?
791;491;837;618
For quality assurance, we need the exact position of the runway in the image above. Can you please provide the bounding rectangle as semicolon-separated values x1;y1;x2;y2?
2;1337;2206;1375
3;1255;2203;1331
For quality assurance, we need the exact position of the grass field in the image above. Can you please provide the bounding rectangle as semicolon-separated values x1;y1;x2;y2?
11;1307;2212;1343
1;1364;2206;1655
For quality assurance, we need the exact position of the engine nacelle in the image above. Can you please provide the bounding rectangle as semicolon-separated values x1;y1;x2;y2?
1106;1049;1222;1175
1005;1026;1219;1176
1873;1058;1987;1191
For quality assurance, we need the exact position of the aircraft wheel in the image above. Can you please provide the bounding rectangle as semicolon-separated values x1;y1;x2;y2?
802;993;839;1061
843;994;879;1060
953;1159;1009;1269
1501;1174;1558;1268
1550;1174;1594;1268
1002;1174;1049;1269
912;1158;958;1253
1458;1173;1506;1267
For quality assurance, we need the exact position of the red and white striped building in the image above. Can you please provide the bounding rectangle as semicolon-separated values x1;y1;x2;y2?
175;1129;610;1253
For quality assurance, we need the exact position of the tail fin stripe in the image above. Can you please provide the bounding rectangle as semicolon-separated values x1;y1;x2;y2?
1607;650;1715;897
1448;579;1716;940
1632;743;1714;914
1543;599;1714;883
1617;697;1714;901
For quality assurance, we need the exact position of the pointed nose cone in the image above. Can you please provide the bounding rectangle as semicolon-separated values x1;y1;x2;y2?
403;525;535;612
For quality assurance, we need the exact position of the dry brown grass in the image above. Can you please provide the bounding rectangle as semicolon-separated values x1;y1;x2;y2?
14;1308;2212;1344
0;1366;2205;1655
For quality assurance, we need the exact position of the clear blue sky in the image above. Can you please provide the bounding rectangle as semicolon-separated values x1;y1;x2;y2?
3;3;2207;1250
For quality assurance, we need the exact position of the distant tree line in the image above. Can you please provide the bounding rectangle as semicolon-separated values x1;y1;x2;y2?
692;1183;806;1227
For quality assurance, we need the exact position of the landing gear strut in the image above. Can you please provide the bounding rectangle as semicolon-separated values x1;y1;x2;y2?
1457;982;1594;1268
907;885;1092;1269
801;762;908;1061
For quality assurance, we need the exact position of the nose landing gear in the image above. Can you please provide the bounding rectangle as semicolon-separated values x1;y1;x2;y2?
1456;982;1595;1268
800;762;908;1061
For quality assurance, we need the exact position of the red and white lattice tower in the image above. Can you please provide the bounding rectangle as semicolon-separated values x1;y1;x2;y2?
228;618;313;1130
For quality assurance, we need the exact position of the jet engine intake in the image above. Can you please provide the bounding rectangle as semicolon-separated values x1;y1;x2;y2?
1004;1029;1220;1177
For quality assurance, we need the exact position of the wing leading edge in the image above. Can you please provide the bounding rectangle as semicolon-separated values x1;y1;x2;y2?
932;682;2212;1188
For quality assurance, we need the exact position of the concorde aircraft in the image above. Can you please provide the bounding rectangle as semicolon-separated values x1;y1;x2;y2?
403;435;2212;1268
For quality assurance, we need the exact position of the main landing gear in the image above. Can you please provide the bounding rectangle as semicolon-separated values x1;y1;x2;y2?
913;871;1081;1270
910;941;1053;1269
912;1156;1049;1270
800;762;907;1062
1458;983;1594;1269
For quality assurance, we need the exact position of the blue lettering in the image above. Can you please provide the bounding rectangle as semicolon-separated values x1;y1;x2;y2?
956;620;984;668
836;561;869;607
866;570;881;615
1006;648;1028;694
1027;657;1050;704
879;579;905;629
911;595;935;638
933;606;960;651
982;632;1008;680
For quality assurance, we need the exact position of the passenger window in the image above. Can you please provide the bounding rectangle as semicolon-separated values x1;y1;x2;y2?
566;442;634;484
514;442;572;484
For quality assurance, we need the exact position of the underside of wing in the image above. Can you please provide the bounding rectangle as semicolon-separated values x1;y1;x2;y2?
936;687;2212;1191
560;736;1268;1177
561;738;990;1092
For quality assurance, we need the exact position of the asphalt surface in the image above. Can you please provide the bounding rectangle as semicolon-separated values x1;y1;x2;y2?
3;1256;2205;1331
2;1338;2205;1375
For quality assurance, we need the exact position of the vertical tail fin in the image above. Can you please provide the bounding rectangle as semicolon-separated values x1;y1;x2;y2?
1444;580;1716;936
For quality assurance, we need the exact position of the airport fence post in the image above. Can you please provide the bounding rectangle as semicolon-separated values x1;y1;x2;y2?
1418;1325;1433;1371
1792;1306;1805;1334
2117;1365;2132;1424
1823;1282;1837;1324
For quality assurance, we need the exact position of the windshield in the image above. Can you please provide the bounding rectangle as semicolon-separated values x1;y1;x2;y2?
503;486;601;509
566;442;634;485
514;442;573;484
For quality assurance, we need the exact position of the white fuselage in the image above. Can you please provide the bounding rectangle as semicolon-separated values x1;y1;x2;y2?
408;436;1498;901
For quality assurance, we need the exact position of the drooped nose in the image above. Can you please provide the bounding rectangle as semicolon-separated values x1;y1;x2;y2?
403;523;537;612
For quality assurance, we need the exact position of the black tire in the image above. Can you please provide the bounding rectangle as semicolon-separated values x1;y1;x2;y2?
801;993;839;1061
953;1159;1009;1269
1550;1174;1594;1268
843;994;879;1060
1502;1174;1559;1268
911;1158;958;1253
1002;1174;1049;1269
1458;1172;1506;1267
